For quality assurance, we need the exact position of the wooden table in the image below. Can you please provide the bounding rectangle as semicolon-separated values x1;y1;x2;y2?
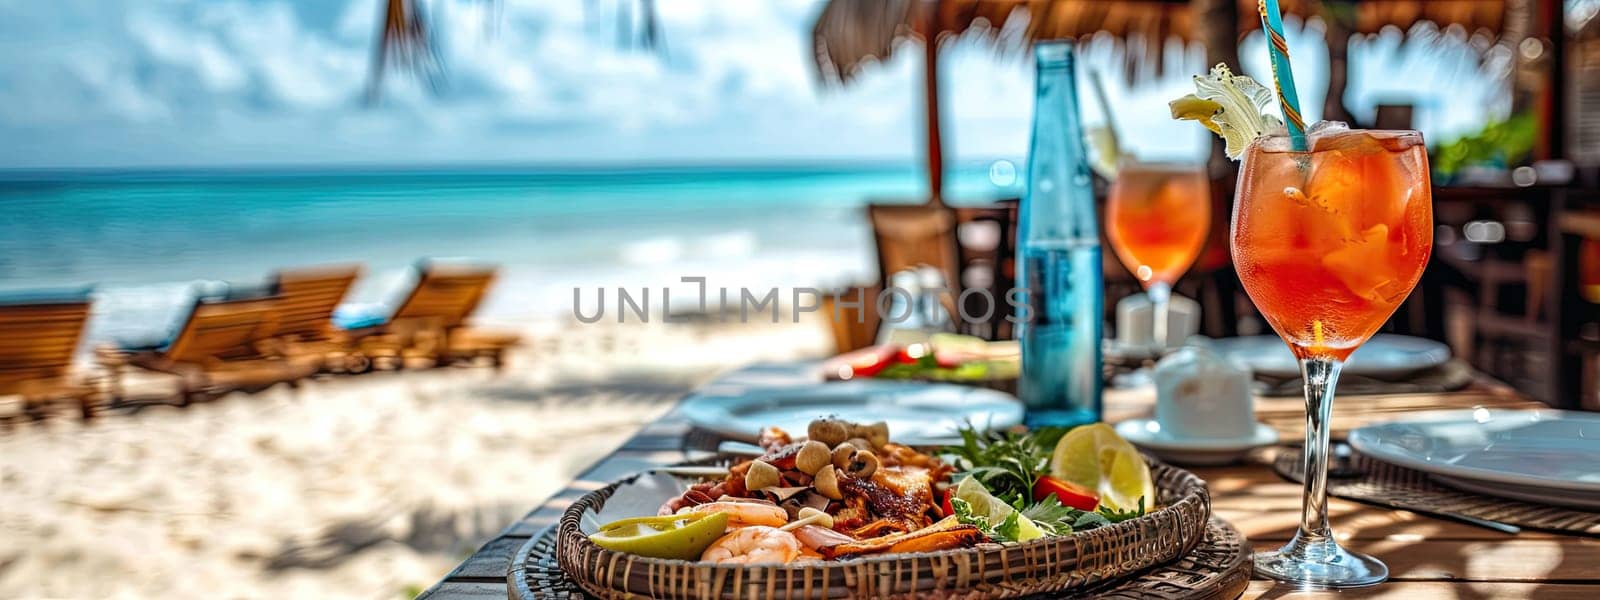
417;363;1596;600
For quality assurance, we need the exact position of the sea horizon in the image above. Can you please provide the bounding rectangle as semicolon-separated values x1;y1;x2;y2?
0;157;1022;180
4;162;1020;351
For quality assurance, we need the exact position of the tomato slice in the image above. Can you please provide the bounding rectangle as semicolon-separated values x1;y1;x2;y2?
832;345;898;378
939;489;955;517
1032;476;1099;511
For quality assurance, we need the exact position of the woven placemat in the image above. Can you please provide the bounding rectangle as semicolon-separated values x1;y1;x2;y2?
509;517;1250;600
1274;447;1600;535
1255;359;1475;397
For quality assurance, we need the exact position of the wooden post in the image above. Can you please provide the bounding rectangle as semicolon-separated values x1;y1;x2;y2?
922;0;945;207
1193;0;1240;177
1322;10;1355;125
1192;0;1245;337
1545;0;1568;160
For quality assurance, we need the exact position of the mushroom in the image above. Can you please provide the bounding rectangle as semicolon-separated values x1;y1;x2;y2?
795;441;832;475
780;507;836;532
807;418;849;447
843;449;880;479
744;459;782;492
862;421;890;449
831;443;856;470
813;466;843;500
844;437;872;451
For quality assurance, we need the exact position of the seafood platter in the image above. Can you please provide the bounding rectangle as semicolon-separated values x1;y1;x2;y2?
554;418;1219;598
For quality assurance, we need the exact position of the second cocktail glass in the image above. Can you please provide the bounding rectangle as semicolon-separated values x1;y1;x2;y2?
1106;161;1210;350
1233;126;1433;587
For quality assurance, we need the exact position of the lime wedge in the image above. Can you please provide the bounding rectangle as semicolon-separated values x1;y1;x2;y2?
587;511;730;560
1050;424;1155;513
954;475;1014;521
953;475;1047;542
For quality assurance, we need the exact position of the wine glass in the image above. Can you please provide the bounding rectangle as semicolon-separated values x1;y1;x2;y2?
1232;127;1432;587
1106;161;1210;350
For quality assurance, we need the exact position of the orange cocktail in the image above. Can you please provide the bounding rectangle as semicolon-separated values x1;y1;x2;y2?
1232;128;1432;360
1107;163;1210;288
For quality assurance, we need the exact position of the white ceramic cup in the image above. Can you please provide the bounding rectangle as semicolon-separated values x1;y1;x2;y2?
1151;345;1256;440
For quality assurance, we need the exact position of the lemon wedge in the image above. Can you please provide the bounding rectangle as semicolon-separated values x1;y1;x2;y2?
1050;423;1155;513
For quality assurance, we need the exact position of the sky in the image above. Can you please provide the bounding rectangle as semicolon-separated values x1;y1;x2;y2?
0;0;1522;169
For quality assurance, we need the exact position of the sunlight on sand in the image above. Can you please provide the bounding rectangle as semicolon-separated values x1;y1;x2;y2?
0;317;830;598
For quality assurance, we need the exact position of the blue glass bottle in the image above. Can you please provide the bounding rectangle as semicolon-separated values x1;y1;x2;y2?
1015;41;1103;428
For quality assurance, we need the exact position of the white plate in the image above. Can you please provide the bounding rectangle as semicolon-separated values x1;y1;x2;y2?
1349;408;1600;509
678;381;1023;446
1115;419;1279;466
1209;334;1450;378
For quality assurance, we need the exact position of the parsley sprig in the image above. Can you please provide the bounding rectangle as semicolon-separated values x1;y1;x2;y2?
942;423;1148;542
941;424;1067;506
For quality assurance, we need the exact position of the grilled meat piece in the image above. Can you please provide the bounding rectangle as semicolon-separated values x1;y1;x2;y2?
829;468;938;536
819;517;983;558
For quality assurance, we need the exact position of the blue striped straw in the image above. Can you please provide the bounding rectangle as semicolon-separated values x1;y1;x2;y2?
1259;0;1307;151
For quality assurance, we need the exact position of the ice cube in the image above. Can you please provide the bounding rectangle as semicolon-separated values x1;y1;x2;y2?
1306;120;1350;138
1365;129;1425;153
1310;127;1389;154
1254;134;1295;153
1321;224;1409;303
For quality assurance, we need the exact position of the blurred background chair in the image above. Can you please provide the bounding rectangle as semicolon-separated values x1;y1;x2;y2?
820;284;882;354
0;288;97;420
269;264;365;373
353;260;520;369
953;201;1018;341
111;290;316;405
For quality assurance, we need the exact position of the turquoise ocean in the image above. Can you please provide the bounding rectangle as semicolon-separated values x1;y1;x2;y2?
0;163;1018;348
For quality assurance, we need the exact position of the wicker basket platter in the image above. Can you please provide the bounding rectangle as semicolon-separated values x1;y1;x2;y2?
555;454;1212;599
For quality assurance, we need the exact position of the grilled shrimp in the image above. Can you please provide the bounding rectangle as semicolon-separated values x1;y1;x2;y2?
700;526;802;564
688;501;789;528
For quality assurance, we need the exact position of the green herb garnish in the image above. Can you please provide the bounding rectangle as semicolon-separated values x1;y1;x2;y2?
941;423;1068;503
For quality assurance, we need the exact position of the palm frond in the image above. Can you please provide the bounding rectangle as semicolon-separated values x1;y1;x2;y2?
366;0;444;105
365;0;667;104
811;0;917;85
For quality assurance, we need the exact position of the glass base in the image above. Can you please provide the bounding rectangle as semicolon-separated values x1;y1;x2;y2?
1253;536;1388;588
1023;407;1099;429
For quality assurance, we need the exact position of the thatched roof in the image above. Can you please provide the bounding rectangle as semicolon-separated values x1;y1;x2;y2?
813;0;1513;84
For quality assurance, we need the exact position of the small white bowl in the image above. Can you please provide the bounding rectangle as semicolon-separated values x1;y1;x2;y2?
1115;419;1279;466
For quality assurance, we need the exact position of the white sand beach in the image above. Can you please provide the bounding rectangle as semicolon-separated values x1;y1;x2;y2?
0;317;831;599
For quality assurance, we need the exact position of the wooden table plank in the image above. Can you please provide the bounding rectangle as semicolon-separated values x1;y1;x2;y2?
415;581;509;599
443;534;533;581
1243;581;1600;599
1198;464;1566;541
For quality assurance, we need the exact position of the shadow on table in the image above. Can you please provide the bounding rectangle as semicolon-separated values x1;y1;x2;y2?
1246;511;1583;600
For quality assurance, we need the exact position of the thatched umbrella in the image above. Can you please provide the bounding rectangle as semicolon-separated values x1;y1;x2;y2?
812;0;1514;203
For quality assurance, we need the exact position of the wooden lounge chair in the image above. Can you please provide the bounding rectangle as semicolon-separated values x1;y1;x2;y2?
114;291;318;404
0;288;97;419
268;264;364;372
353;261;521;369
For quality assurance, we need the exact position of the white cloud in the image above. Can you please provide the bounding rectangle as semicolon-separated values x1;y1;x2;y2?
0;0;1509;168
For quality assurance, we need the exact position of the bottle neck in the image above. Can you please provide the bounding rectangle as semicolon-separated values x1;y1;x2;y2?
1022;46;1096;244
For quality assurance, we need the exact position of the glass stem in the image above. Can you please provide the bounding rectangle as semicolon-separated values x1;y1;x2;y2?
1298;358;1342;543
1148;281;1171;351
